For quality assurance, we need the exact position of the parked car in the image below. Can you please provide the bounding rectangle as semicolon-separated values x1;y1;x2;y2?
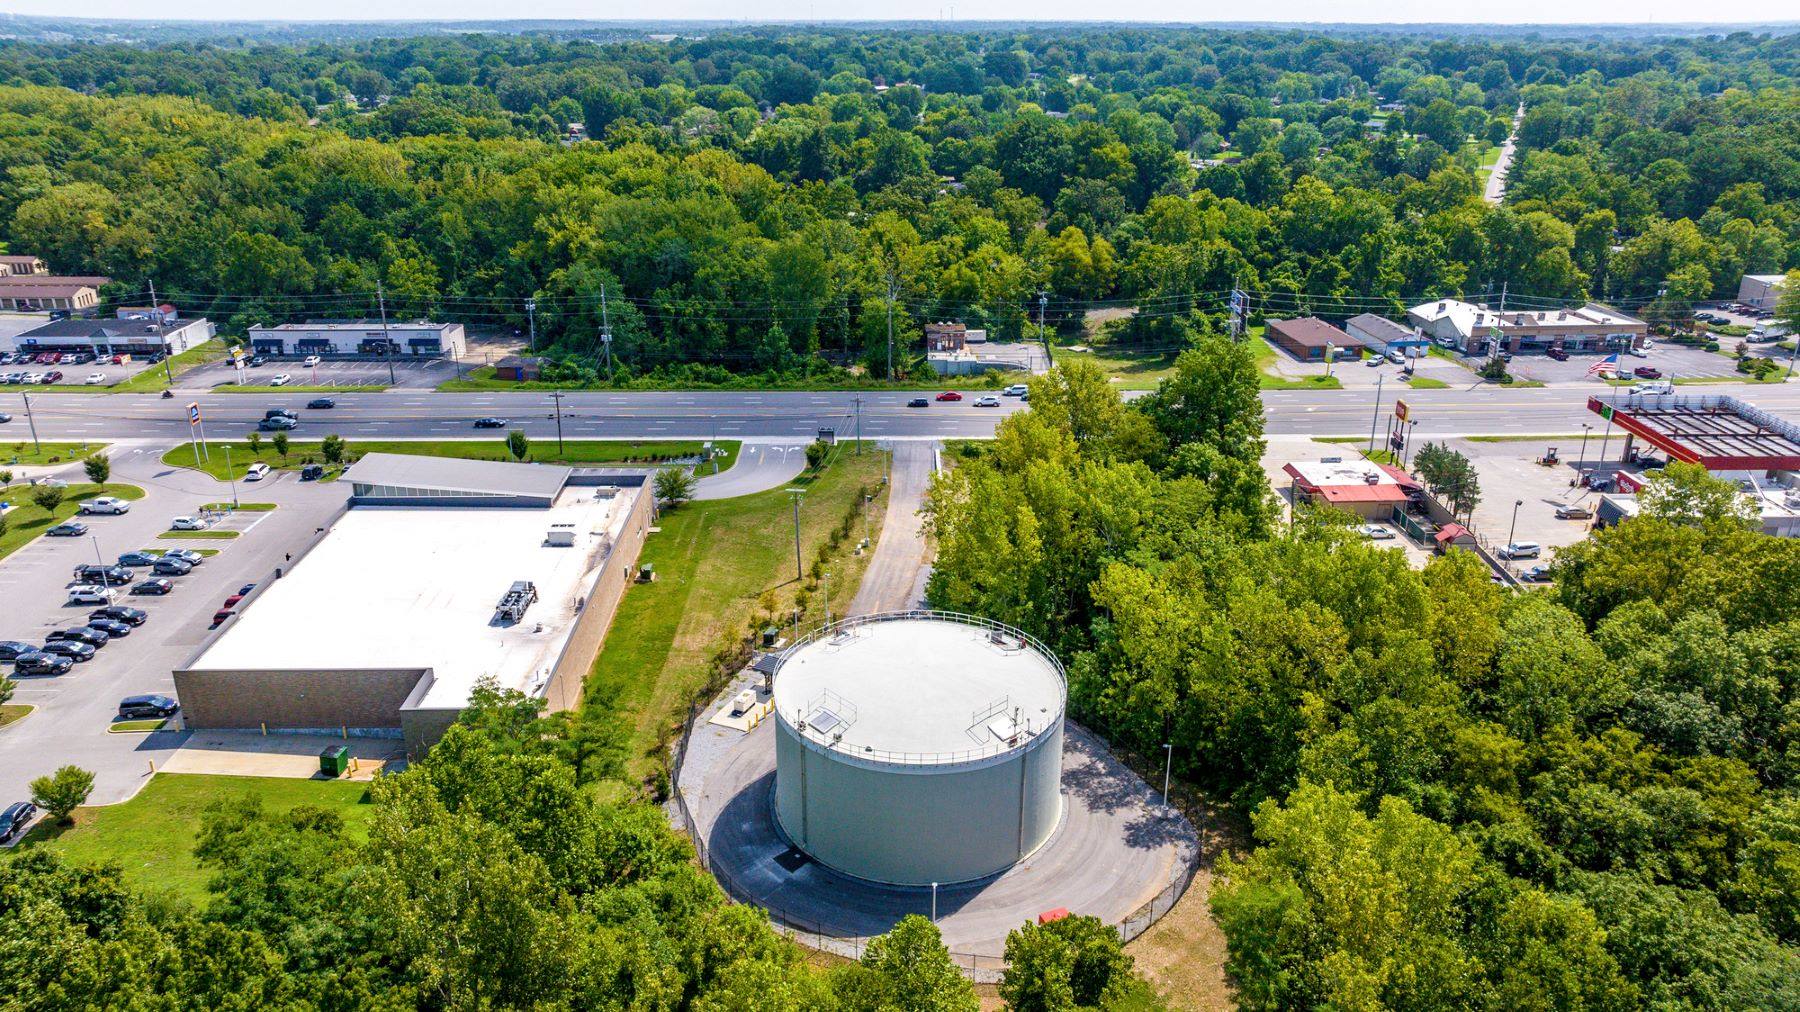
306;397;335;409
935;391;962;401
974;395;1001;407
268;373;292;387
130;579;174;596
1498;541;1542;560
212;609;235;627
39;639;95;662
236;583;257;596
47;626;109;647
301;355;321;367
90;606;147;625
907;397;930;407
117;694;180;719
1357;524;1396;540
86;618;132;638
169;516;210;531
1630;380;1673;396
83;372;106;385
300;464;325;480
1633;366;1663;379
70;564;132;586
257;415;297;430
1554;504;1594;520
1546;348;1570;361
0;802;38;842
247;355;266;366
64;586;113;606
152;558;194;577
243;462;271;481
13;651;71;676
163;548;204;566
473;417;508;428
0;641;35;661
45;521;88;537
116;551;159;567
1003;384;1029;396
1520;565;1554;582
78;496;131;515
41;370;62;383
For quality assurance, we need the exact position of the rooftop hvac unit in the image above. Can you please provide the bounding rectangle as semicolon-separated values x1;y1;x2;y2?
494;580;538;623
545;523;576;547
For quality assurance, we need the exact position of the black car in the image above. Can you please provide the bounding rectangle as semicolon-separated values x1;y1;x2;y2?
45;521;88;537
907;397;930;407
39;640;95;662
300;464;325;480
90;606;147;625
13;651;71;676
473;417;508;428
306;397;335;409
72;564;132;586
152;558;193;577
0;641;34;661
87;618;131;638
117;552;160;568
0;802;37;842
48;626;108;647
264;407;298;421
130;579;174;596
118;694;180;719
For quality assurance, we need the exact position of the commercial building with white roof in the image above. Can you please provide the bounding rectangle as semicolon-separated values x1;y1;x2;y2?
1407;298;1646;355
173;455;653;753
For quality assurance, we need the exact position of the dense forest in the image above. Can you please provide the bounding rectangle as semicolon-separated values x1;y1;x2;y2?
925;344;1800;1008
0;26;1796;380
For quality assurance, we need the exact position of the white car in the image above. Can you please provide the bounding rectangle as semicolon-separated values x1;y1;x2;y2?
974;395;1001;407
1357;524;1396;540
243;462;271;481
1003;384;1029;396
268;373;292;386
169;515;210;531
78;496;130;515
21;372;43;384
66;585;114;605
83;372;107;385
1498;541;1541;560
301;355;321;367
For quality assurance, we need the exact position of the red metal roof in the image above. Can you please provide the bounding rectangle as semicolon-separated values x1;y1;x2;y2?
1587;396;1800;471
1435;523;1470;543
1312;484;1411;504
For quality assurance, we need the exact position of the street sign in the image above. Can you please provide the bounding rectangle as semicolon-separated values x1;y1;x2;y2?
1394;399;1410;423
187;402;202;424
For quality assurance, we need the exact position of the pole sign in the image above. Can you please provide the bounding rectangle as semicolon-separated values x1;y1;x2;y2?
187;402;202;425
1394;399;1410;423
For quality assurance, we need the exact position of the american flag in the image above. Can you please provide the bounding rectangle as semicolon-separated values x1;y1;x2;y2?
1586;353;1621;377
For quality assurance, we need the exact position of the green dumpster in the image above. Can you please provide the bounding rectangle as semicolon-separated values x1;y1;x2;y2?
319;746;350;778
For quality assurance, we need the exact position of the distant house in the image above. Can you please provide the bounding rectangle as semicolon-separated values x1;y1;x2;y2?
925;322;968;353
1266;317;1361;362
0;280;99;312
493;355;545;382
0;255;48;277
1738;274;1788;312
1345;314;1428;356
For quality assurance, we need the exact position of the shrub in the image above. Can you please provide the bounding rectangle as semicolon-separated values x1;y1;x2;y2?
30;765;94;824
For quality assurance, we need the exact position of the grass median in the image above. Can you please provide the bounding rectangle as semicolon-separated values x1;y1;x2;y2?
0;483;145;561
16;773;374;902
586;446;889;783
162;437;739;481
2;441;109;467
158;529;239;540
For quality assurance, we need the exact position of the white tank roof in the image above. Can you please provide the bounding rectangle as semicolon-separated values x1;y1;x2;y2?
773;614;1065;765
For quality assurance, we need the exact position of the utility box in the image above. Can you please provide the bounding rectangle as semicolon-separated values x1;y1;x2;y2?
762;627;780;648
817;428;837;445
638;564;655;583
318;746;350;778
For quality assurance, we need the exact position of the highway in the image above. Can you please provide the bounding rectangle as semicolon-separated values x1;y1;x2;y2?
11;383;1800;445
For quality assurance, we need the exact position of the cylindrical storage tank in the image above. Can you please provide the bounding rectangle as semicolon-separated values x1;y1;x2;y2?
772;613;1066;886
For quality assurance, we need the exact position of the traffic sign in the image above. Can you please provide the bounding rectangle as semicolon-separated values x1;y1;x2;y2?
187;402;202;424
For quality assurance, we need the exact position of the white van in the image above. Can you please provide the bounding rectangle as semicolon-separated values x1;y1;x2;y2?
243;462;271;481
1630;380;1674;396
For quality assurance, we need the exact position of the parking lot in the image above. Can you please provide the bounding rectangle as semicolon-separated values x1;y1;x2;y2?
0;446;346;812
0;352;164;388
185;356;459;390
1503;343;1741;384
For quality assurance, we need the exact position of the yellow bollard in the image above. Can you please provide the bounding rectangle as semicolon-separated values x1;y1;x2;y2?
341;725;348;740
147;759;155;775
261;722;267;736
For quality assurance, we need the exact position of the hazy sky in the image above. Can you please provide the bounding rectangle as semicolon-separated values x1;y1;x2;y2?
4;0;1796;25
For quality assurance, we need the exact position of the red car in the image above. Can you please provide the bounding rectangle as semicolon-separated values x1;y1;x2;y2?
935;391;962;402
1633;366;1662;379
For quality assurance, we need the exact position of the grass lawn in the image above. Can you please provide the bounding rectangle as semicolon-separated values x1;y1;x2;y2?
1251;333;1344;390
1053;345;1182;390
1;441;110;467
201;502;277;511
438;365;1010;394
1465;434;1591;442
1406;376;1451;389
158;529;239;540
0;483;145;561
15;773;374;902
108;718;168;733
0;705;33;729
111;341;224;393
588;447;890;780
162;438;739;482
137;546;220;557
213;384;388;394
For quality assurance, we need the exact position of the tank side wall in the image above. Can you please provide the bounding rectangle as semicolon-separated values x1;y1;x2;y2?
774;720;807;849
1018;719;1064;858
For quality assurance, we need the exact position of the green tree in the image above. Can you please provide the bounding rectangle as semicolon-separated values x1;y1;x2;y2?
852;915;976;1012
29;765;95;823
506;429;530;461
1001;915;1135;1011
1638;461;1758;528
246;431;262;455
271;432;289;459
654;466;697;507
805;440;830;471
81;454;109;484
1137;335;1265;461
30;485;64;512
320;434;346;465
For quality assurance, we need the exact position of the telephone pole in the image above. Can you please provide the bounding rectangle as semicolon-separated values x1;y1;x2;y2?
885;271;899;380
549;390;565;454
852;396;863;454
786;488;806;581
376;281;396;385
525;298;537;353
149;279;174;384
21;391;41;453
1037;291;1051;369
599;284;613;373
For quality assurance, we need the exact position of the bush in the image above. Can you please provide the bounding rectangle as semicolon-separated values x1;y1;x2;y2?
805;440;830;471
30;485;64;512
30;765;94;824
82;454;110;484
653;466;696;507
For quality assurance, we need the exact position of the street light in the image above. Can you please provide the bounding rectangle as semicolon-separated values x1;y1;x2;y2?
931;881;939;923
785;488;806;581
1507;498;1523;551
222;445;239;509
1577;423;1592;481
1161;743;1173;807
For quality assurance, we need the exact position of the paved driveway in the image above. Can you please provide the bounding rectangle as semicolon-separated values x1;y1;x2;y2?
0;446;345;808
187;358;456;390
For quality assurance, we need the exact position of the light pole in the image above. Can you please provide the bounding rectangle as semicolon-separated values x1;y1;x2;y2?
1367;373;1384;456
21;391;41;454
548;390;565;455
222;445;239;509
90;534;106;569
1507;498;1523;551
786;488;805;581
931;881;938;923
1162;743;1173;807
1577;423;1592;480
